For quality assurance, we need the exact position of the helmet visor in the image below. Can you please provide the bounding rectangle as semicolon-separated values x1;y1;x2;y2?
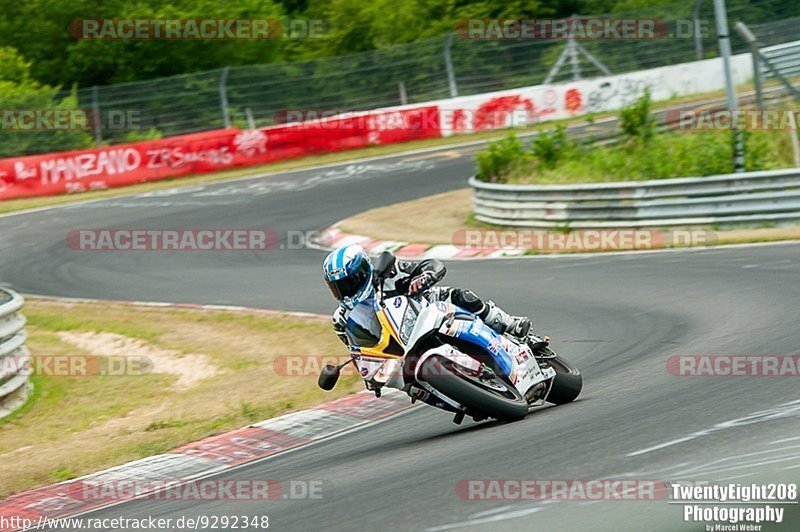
326;258;371;301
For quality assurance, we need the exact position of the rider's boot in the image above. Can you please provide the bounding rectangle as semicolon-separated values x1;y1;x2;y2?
528;335;550;354
481;301;531;340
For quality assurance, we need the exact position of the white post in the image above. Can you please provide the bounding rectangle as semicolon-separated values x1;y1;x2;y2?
91;85;102;146
444;34;458;98
398;81;408;105
245;108;256;130
568;38;581;81
790;130;800;167
219;67;231;129
693;0;704;60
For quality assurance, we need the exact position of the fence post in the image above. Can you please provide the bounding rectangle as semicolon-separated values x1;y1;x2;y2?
712;0;745;173
750;41;765;112
734;20;800;167
444;34;458;98
245;108;256;130
219;67;232;129
735;22;800;101
398;81;408;105
91;86;102;146
544;41;572;84
569;37;581;81
734;22;764;111
693;0;704;60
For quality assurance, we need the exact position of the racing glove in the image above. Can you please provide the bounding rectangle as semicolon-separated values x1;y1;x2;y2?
408;271;437;295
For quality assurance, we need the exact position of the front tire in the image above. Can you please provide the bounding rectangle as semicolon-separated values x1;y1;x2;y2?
420;356;528;422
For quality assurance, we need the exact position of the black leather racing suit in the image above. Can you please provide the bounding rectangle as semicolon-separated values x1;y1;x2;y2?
331;256;524;345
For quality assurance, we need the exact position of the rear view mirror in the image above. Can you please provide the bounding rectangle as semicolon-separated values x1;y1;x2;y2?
318;364;341;391
373;251;396;279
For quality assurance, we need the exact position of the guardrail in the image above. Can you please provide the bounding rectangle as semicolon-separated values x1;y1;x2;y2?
470;168;800;228
0;287;31;418
761;40;800;80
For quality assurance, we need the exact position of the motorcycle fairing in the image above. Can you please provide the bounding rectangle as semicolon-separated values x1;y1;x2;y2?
436;310;515;377
372;294;556;406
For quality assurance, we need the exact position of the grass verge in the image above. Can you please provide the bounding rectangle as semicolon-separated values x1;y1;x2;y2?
504;128;797;185
476;89;798;185
0;299;356;499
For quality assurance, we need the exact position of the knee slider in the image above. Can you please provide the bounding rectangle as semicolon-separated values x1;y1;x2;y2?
452;289;484;313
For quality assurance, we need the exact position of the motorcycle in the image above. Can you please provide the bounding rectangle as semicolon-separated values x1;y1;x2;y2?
318;252;583;423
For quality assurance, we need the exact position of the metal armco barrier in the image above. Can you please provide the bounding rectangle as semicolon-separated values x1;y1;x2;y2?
470;168;800;228
0;287;30;418
761;40;800;81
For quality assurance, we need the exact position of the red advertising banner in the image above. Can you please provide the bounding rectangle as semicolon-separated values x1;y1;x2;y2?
0;106;441;201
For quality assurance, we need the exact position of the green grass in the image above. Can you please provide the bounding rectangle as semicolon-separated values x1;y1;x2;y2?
506;129;795;184
0;299;361;498
24;308;165;342
478;91;798;185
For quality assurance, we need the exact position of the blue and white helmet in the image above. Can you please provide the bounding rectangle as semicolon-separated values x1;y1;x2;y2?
323;244;374;310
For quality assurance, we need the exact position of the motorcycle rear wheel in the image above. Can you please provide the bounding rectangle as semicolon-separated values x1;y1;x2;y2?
420;356;528;422
538;349;583;405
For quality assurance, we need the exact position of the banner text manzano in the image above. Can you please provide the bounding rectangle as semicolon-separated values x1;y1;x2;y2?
0;107;440;200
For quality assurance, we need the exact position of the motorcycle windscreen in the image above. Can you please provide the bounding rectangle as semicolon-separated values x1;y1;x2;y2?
344;301;383;347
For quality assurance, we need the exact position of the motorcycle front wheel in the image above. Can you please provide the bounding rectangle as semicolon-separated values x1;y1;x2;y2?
420;356;528;422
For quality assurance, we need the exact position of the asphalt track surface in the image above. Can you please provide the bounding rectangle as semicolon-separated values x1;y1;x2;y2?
1;144;799;531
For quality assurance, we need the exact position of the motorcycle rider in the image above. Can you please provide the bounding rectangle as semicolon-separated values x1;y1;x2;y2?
323;244;531;351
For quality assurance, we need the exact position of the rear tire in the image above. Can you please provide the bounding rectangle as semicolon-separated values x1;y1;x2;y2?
541;350;583;405
420;356;528;422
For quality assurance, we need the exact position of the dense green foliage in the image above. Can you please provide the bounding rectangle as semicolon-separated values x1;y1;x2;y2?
475;133;531;182
618;88;656;142
0;48;92;157
0;0;795;89
530;125;573;169
0;0;796;157
475;92;795;183
517;129;789;183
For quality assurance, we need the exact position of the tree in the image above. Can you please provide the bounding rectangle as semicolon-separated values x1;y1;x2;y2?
0;47;92;157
